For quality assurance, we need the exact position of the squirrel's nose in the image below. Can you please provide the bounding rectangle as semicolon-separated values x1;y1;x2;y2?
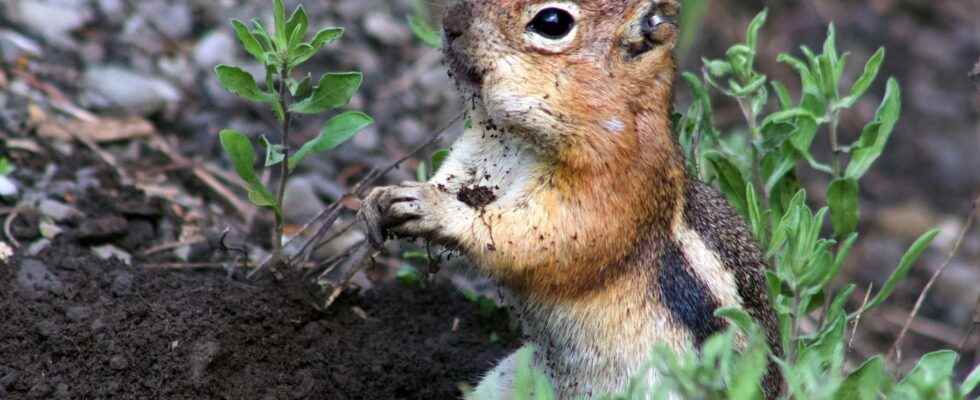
442;1;472;43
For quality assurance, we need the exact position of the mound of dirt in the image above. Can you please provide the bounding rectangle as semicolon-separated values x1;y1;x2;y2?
0;241;518;399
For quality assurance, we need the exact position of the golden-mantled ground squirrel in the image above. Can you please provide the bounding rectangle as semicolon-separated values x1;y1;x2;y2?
364;0;781;398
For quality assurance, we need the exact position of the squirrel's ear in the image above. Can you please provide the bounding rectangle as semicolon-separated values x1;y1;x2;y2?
620;0;679;59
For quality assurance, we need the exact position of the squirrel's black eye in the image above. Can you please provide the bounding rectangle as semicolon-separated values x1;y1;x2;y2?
528;8;575;40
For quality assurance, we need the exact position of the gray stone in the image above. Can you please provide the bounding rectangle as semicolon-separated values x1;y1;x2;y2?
109;355;128;370
194;30;237;69
9;0;93;48
27;239;51;257
282;177;325;224
38;199;81;222
363;12;412;46
17;259;64;299
65;306;92;322
0;176;18;198
111;272;133;297
84;66;182;115
92;245;133;266
0;29;43;63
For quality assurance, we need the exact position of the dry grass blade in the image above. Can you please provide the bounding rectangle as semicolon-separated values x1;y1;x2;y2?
888;196;979;362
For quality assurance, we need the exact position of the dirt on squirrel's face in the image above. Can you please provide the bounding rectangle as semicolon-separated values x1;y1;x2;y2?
441;0;680;163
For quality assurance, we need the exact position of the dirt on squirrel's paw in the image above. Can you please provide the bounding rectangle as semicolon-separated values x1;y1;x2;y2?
457;185;496;208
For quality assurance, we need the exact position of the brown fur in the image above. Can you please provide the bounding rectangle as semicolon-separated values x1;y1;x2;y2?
363;1;782;397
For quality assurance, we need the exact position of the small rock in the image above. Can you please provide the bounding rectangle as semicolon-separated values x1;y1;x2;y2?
26;239;50;257
140;1;193;39
0;242;13;262
39;222;64;240
351;124;380;150
111;272;133;297
10;0;92;48
363;12;412;46
0;29;44;63
92;245;132;266
84;66;182;115
28;382;52;398
17;259;64;299
0;365;18;389
39;199;82;222
0;175;18;198
109;355;128;370
282;177;325;223
53;383;69;398
65;306;92;322
190;340;221;381
34;320;60;338
90;318;107;333
396;117;426;145
194;30;236;69
76;215;128;243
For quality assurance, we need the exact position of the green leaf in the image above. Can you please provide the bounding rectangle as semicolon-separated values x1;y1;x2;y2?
260;135;285;167
285;5;309;49
827;177;860;236
771;81;793;110
705;151;748;217
838;48;885;109
214;65;276;103
846;78;901;179
396;265;424;288
430;149;450;174
715;307;756;334
837;356;888;400
231;20;266;61
898;350;958;390
273;0;287;46
862;228;939;312
290;27;345;66
219;129;277;208
408;14;442;48
0;157;15;176
961;362;980;395
416;161;428;182
745;8;768;53
290;74;314;99
289;72;362;114
289;112;373;170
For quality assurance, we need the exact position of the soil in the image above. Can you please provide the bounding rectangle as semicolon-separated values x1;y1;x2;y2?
456;186;497;209
0;241;518;399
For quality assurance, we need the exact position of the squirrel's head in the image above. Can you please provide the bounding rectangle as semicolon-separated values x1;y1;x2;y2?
443;0;680;159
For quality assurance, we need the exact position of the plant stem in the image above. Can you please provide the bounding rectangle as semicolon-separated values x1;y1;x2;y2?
274;65;292;253
738;98;769;206
828;109;842;177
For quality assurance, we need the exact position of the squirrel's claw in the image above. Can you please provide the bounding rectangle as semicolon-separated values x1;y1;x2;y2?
361;183;429;249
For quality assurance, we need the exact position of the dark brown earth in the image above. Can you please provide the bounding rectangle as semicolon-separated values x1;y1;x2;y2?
0;241;518;399
456;186;496;209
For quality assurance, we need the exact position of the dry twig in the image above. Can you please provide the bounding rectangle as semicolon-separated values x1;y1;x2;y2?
888;196;979;362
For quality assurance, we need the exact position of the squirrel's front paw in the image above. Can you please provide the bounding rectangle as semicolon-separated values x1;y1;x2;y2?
361;182;447;248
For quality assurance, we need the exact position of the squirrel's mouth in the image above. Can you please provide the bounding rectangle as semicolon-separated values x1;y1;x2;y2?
444;47;484;93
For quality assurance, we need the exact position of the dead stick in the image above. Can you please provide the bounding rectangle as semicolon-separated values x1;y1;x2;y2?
251;111;464;277
888;196;979;362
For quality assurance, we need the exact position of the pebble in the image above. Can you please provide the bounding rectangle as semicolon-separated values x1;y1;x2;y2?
109;355;128;370
17;259;64;300
363;12;412;46
10;0;92;48
38;199;82;222
84;66;182;115
194;30;237;70
0;29;44;63
190;340;221;382
0;175;18;198
65;306;92;322
76;215;129;243
92;245;133;266
111;272;133;297
27;239;51;257
282;176;325;223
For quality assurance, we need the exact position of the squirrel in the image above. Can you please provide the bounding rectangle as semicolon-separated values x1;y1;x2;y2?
363;0;782;398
